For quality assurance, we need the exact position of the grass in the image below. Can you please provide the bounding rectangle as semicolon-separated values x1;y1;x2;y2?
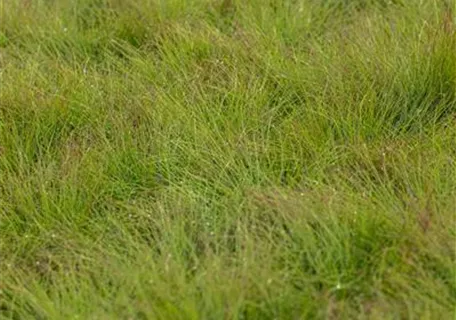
0;0;455;319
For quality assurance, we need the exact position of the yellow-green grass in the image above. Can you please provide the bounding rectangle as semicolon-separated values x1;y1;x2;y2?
0;0;455;319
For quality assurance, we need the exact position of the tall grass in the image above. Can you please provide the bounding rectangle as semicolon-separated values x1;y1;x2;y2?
1;0;455;319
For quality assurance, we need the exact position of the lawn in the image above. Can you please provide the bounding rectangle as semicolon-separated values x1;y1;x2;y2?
0;0;455;319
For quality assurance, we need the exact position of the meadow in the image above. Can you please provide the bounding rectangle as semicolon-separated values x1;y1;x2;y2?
0;0;455;319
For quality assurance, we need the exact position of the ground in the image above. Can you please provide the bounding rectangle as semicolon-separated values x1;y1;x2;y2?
0;0;455;319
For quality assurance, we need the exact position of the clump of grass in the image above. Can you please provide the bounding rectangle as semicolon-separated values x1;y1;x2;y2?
0;0;455;319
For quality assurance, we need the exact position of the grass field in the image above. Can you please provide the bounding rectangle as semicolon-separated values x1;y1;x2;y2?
0;0;455;319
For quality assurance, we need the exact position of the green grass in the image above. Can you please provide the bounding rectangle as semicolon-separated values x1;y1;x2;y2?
0;0;455;319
